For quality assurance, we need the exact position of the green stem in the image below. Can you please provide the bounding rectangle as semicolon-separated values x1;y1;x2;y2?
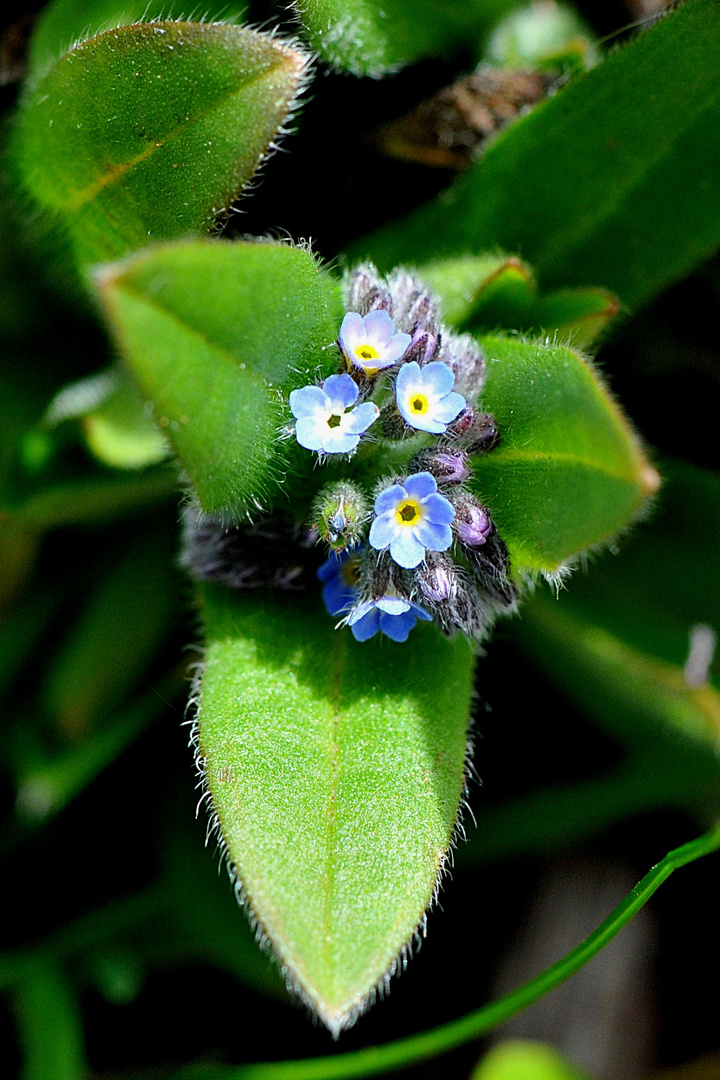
170;823;720;1080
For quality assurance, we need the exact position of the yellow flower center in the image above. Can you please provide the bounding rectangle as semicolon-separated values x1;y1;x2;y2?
355;343;379;363
396;498;421;527
410;393;429;414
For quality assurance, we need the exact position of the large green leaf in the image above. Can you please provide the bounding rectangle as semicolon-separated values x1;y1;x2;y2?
196;587;475;1031
360;0;720;309
514;459;720;757
293;0;516;77
471;336;657;574
27;0;249;83
12;22;308;270
97;239;342;517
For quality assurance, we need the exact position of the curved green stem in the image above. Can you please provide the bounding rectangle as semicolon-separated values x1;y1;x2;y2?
173;822;720;1080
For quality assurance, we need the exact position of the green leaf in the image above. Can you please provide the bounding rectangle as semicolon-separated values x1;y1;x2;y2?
293;0;517;77
97;239;342;517
513;459;720;758
360;0;720;310
471;1040;591;1080
12;22;308;270
471;336;658;574
41;526;177;740
419;254;537;331
27;0;249;83
531;286;620;349
196;587;475;1031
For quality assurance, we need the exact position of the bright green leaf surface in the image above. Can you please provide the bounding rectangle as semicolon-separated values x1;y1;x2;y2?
294;0;516;77
13;22;307;269
361;0;720;309
471;336;657;574
472;1040;590;1080
197;587;475;1031
28;0;249;83
419;254;537;331
531;287;620;349
98;240;342;516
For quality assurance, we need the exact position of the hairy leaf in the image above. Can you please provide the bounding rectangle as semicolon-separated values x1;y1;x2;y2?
472;336;658;574
13;22;307;269
196;587;475;1031
97;239;342;517
361;0;720;309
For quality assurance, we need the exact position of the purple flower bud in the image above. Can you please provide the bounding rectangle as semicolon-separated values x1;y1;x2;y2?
464;412;500;454
439;332;486;396
387;269;440;336
414;552;458;605
345;263;393;317
450;490;493;547
445;404;476;438
403;325;441;366
410;448;472;485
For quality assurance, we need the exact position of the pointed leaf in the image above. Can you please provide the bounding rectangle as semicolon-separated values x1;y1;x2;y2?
97;239;342;516
419;254;536;330
12;23;308;269
361;0;720;310
471;336;658;574
196;587;475;1031
531;286;620;349
27;0;249;83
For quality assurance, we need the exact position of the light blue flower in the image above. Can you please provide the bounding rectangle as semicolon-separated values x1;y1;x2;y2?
289;374;379;454
395;360;466;434
346;595;432;643
338;310;411;376
369;472;455;569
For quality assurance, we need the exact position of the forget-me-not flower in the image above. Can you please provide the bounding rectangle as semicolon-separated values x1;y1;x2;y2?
338;311;411;376
317;551;360;616
346;595;432;643
369;471;455;569
395;361;466;434
289;374;379;454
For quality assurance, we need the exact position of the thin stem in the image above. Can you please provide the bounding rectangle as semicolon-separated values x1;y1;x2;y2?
168;822;720;1080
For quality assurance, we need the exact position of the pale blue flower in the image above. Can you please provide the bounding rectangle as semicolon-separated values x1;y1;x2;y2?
395;360;466;434
318;551;360;616
290;374;379;454
338;311;411;376
369;472;455;569
346;595;432;643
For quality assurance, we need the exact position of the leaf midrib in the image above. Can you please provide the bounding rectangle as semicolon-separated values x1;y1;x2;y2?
475;445;641;485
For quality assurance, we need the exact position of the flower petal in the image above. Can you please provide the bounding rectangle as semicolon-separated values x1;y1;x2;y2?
289;384;329;419
382;332;412;364
295;416;326;451
369;513;398;551
321;427;359;454
339;311;364;353
378;609;416;642
376;595;411;615
389;529;425;568
324;373;358;411
349;607;381;641
374;484;407;516
432;391;466;424
404;472;437;500
414;518;453;552
421;361;455;397
363;309;396;346
342;401;379;435
422;491;456;525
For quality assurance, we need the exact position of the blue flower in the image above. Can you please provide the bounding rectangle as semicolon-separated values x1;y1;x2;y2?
289;374;379;454
395;361;466;434
369;472;456;569
346;596;432;643
338;311;411;376
317;552;432;642
317;551;360;616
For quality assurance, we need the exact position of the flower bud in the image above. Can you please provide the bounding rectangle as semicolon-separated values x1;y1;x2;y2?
439;332;486;396
379;401;407;439
403;325;441;366
449;489;493;546
410;448;472;485
312;481;368;552
387;269;440;336
345;263;393;316
463;412;500;454
464;529;519;611
414;552;458;605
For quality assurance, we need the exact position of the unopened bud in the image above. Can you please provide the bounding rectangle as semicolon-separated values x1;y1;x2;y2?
440;332;486;396
414;552;458;606
404;325;441;366
345;263;392;316
449;489;493;547
313;481;368;552
410;448;472;485
464;412;500;454
387;269;440;336
379;401;407;439
465;529;518;611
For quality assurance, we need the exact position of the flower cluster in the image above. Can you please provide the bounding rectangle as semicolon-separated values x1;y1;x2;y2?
184;264;516;646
